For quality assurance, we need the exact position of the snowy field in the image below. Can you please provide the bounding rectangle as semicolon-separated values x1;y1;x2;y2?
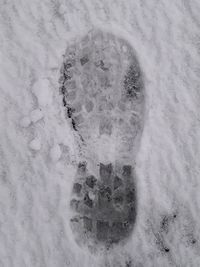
0;0;200;266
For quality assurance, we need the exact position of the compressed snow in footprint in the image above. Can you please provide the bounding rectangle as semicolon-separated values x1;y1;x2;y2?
29;138;41;151
32;78;53;107
30;109;44;123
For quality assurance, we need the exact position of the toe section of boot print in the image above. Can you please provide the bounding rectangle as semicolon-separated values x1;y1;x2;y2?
59;29;145;156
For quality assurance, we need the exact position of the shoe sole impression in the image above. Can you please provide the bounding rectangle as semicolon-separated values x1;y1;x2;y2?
59;28;145;251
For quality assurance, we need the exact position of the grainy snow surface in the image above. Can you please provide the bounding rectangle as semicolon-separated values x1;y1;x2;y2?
0;0;200;266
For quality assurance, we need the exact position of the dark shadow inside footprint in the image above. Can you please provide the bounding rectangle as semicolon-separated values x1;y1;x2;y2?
80;55;89;65
83;216;93;232
127;205;136;224
123;64;142;99
96;220;109;241
113;193;124;206
84;193;93;208
73;182;82;194
85;175;97;189
98;185;112;208
110;221;124;243
100;163;113;184
113;176;123;190
122;165;132;178
126;188;135;204
78;161;87;174
70;199;80;211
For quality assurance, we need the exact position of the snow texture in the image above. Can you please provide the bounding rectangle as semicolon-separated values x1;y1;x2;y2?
0;0;200;266
30;109;44;123
29;138;41;151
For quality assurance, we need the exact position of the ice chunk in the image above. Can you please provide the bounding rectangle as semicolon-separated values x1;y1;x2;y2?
50;144;61;162
30;109;43;123
29;138;41;151
32;78;52;107
20;116;31;128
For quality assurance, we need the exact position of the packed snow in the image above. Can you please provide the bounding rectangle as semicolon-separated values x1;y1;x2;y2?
0;0;200;266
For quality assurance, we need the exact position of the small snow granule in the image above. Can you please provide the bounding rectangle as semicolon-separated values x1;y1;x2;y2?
29;138;41;151
50;144;61;162
32;78;53;107
30;109;43;123
20;116;31;128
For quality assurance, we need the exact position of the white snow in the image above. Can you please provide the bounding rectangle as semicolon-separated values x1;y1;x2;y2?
29;138;41;151
20;116;31;128
30;109;44;123
32;78;53;107
50;144;62;162
0;0;200;267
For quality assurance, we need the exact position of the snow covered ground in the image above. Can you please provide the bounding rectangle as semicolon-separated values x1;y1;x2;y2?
0;0;200;266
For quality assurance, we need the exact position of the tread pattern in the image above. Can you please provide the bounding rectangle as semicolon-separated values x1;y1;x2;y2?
59;29;145;250
70;163;136;247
